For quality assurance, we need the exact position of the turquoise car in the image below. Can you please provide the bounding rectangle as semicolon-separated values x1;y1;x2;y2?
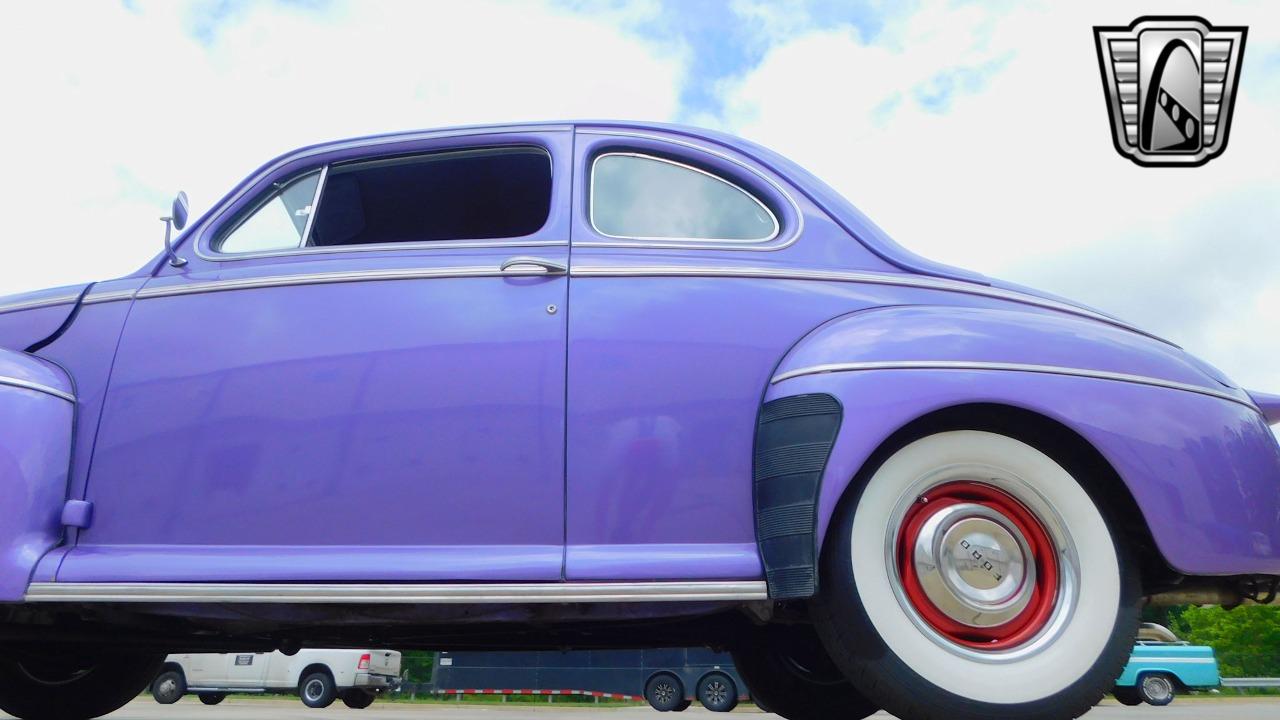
1113;626;1220;706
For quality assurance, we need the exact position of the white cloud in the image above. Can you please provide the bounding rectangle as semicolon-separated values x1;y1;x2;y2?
718;1;1280;391
0;0;682;293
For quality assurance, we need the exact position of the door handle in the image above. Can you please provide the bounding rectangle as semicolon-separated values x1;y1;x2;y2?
500;256;568;275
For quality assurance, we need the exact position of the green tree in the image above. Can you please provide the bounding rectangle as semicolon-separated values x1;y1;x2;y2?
1169;605;1280;677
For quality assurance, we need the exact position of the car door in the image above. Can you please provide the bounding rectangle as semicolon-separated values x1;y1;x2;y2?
60;129;572;584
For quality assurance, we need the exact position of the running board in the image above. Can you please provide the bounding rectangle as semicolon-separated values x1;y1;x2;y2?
24;580;769;604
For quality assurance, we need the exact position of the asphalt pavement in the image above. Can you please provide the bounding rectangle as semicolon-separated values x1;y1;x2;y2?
9;696;1276;720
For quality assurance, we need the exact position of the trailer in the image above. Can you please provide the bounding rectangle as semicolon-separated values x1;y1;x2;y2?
431;649;749;712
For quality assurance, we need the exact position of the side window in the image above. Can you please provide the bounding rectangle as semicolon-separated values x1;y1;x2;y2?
213;146;552;254
218;171;322;254
590;152;778;242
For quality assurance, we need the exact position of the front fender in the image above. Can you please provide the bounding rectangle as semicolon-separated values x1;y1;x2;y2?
0;348;74;600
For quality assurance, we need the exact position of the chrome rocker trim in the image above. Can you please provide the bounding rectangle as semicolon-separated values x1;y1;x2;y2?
24;580;769;604
771;360;1257;412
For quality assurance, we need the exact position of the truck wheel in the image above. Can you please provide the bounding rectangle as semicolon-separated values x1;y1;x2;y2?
299;670;337;708
341;690;376;709
151;669;186;704
812;430;1141;720
731;627;877;720
696;672;738;712
645;673;684;712
1137;673;1176;706
198;693;227;706
0;649;162;720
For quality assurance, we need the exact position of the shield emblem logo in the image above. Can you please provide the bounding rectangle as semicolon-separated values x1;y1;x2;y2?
1094;16;1247;166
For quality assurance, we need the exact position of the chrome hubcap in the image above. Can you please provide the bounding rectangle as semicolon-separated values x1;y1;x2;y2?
305;680;323;700
914;504;1035;627
1143;675;1173;700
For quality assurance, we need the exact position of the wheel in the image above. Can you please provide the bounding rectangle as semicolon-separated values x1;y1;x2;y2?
0;649;163;720
1137;673;1176;706
812;429;1141;720
697;672;739;712
299;670;337;708
198;693;227;706
151;668;186;704
673;699;691;712
1112;686;1142;706
731;626;877;720
645;673;685;712
341;690;377;709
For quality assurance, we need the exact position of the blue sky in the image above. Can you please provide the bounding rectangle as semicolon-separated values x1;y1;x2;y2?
0;0;1277;394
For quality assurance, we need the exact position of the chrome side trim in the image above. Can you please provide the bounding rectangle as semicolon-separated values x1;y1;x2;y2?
23;580;768;604
0;376;75;403
136;265;559;300
82;289;138;306
0;294;79;315
569;263;1163;342
0;288;136;315
575;129;804;251
588;152;781;243
770;360;1257;411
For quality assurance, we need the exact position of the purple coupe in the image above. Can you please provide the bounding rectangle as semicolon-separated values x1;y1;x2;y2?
0;121;1277;720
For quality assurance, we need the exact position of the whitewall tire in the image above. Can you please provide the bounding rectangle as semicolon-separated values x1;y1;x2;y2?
813;430;1140;720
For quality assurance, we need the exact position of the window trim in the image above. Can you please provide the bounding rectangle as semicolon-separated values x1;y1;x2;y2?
198;144;560;261
212;167;327;256
587;151;781;244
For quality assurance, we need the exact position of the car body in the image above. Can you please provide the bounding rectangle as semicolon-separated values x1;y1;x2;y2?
152;649;400;708
0;120;1277;720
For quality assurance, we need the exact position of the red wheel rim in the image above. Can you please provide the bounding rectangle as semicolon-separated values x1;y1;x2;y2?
896;481;1060;650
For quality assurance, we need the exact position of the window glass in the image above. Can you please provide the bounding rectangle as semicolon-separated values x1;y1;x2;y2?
217;171;321;254
590;153;778;241
307;147;550;247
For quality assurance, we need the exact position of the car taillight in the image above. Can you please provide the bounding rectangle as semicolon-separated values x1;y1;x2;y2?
357;653;371;670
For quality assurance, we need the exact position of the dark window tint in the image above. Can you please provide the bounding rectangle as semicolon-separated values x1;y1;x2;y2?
590;153;778;241
308;147;551;247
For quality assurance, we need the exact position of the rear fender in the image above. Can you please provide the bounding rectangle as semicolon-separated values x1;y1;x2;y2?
0;348;75;600
754;306;1280;599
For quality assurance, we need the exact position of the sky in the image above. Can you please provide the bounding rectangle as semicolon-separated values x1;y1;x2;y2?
0;0;1276;393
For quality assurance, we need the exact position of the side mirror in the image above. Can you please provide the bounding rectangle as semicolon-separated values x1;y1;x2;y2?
161;191;189;268
171;191;189;232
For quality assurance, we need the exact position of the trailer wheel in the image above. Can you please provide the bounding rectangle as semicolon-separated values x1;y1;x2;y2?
0;649;162;720
697;672;738;712
151;669;186;704
341;690;376;709
1137;673;1176;706
299;670;337;708
198;693;227;706
645;673;685;712
732;626;876;720
812;430;1140;720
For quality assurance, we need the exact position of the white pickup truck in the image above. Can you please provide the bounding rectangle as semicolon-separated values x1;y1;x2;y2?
151;649;401;709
